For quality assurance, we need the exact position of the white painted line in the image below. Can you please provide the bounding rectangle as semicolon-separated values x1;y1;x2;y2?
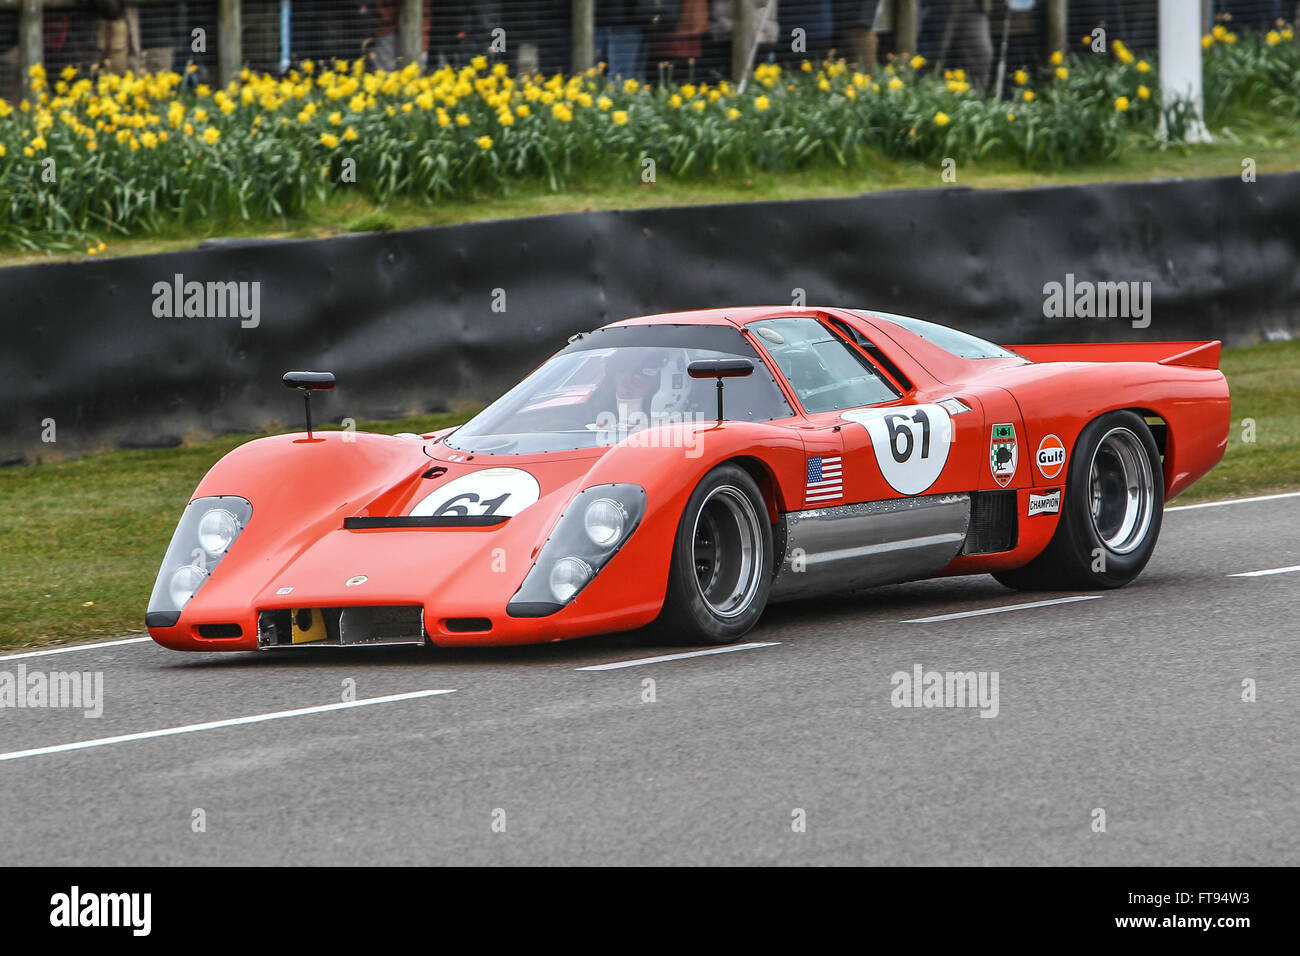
0;636;153;662
1228;564;1300;578
903;595;1101;624
1167;491;1300;513
576;642;780;671
0;689;455;764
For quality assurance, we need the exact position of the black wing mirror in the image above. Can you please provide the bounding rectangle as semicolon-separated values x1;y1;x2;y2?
687;359;754;380
687;359;754;422
283;370;335;439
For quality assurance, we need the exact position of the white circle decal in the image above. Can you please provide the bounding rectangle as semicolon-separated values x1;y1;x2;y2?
410;467;541;518
842;404;953;495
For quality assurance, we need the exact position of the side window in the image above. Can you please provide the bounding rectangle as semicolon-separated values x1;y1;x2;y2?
826;317;914;392
750;317;900;414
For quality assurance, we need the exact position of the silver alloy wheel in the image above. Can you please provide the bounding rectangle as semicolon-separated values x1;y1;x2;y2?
691;485;763;618
1088;426;1156;555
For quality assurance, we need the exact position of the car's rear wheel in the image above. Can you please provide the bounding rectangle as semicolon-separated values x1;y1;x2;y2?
993;410;1163;591
645;463;773;645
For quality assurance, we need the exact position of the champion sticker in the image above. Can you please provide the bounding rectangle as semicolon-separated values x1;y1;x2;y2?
1027;490;1062;516
1036;434;1067;480
990;423;1018;487
345;575;368;587
841;403;953;495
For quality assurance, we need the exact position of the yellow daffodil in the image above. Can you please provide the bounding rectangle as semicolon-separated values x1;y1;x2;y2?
1114;96;1130;111
476;135;493;149
933;111;950;126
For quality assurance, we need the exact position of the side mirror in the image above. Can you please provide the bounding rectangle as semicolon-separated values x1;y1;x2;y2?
687;359;754;379
687;360;754;422
283;370;336;391
282;370;335;440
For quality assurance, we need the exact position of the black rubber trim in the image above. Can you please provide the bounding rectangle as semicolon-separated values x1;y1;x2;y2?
345;516;508;529
506;601;564;618
146;610;180;628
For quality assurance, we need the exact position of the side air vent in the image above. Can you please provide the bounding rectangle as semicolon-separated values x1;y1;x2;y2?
963;491;1018;555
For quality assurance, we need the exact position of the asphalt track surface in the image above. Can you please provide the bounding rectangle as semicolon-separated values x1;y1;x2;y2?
1;493;1297;866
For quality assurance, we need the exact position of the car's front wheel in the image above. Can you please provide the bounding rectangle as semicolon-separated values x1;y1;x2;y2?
994;410;1164;591
646;463;773;645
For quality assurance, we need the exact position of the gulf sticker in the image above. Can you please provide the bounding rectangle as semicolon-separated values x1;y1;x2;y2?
1036;434;1067;480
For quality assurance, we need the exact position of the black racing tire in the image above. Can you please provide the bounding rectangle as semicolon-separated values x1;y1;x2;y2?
643;463;774;645
993;410;1164;591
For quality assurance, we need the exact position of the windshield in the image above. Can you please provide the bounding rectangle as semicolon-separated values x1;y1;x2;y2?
857;311;1019;360
446;324;794;454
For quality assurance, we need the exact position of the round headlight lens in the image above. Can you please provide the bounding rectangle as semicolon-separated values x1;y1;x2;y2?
549;557;593;604
583;497;626;548
168;564;208;608
198;508;239;556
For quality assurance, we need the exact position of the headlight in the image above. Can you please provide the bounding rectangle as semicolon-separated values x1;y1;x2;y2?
147;496;253;627
169;564;209;607
549;557;593;603
508;484;646;617
197;508;240;556
583;497;626;548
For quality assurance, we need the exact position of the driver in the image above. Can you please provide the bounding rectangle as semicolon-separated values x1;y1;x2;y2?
611;355;662;432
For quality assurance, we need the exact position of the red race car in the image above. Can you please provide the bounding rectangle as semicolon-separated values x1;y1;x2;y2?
146;307;1229;651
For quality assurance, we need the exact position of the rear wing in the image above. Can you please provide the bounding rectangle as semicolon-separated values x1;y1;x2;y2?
1007;341;1222;369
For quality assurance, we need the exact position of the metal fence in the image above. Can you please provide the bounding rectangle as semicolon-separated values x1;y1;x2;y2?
0;0;1295;101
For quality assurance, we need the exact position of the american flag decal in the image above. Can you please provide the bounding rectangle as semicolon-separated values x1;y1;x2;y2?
805;456;844;504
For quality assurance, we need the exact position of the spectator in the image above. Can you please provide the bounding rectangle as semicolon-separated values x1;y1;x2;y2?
364;0;401;70
0;12;16;102
780;0;832;62
597;1;679;79
836;0;880;67
138;5;183;74
656;0;710;82
92;0;139;74
936;0;994;90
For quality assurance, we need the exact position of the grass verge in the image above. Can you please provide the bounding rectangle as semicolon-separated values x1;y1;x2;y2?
0;340;1295;649
3;110;1298;268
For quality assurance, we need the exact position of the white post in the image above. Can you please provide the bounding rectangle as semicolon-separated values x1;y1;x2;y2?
1158;0;1211;142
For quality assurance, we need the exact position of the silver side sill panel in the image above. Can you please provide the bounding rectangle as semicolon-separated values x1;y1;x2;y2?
770;493;970;601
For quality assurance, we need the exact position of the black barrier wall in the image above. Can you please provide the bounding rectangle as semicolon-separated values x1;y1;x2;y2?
3;173;1298;464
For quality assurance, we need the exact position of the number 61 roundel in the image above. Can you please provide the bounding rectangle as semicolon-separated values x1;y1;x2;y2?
841;404;953;495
